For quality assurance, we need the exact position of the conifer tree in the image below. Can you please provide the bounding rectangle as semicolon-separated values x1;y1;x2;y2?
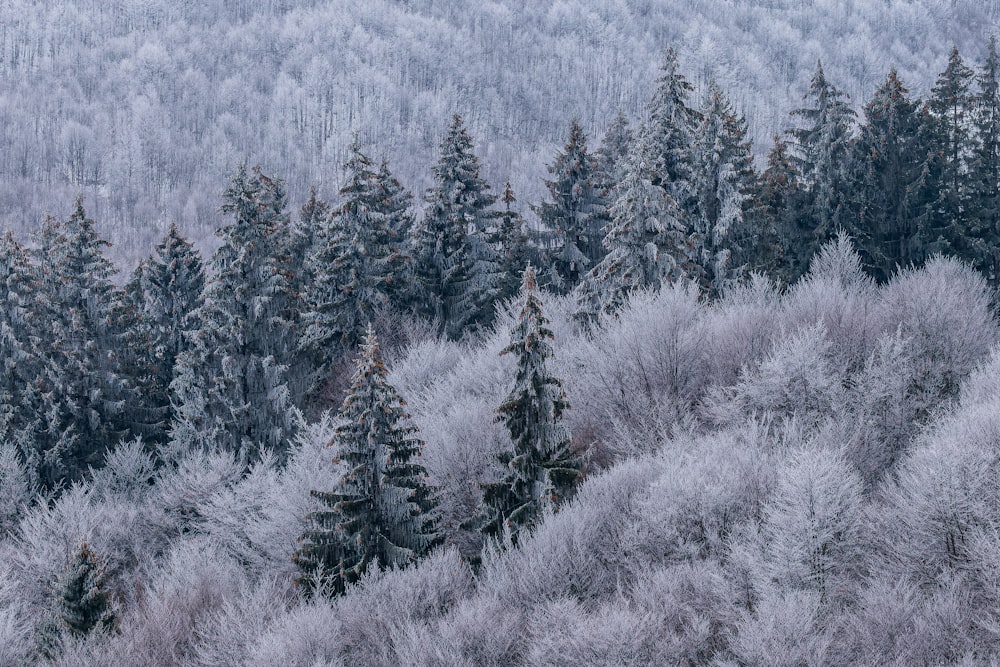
742;137;796;282
924;46;978;263
170;165;298;462
535;119;607;293
787;60;856;258
32;201;131;485
494;182;532;303
480;267;581;545
851;69;924;281
593;110;634;198
692;83;756;297
973;36;1000;281
295;327;437;596
374;158;418;307
55;541;115;638
416;114;499;339
573;152;693;324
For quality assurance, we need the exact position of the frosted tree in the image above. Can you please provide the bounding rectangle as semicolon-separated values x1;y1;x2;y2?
787;60;857;258
300;141;396;382
692;83;755;297
494;181;532;302
972;36;1000;280
294;327;437;596
573;153;693;324
480;267;581;545
743;136;796;282
374;158;418;308
535;119;607;293
851;69;924;281
415;114;499;339
170;165;298;462
32;201;131;486
55;541;116;637
593;110;634;198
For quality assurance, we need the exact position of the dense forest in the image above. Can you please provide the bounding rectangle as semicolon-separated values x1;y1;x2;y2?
5;11;1000;667
0;0;998;267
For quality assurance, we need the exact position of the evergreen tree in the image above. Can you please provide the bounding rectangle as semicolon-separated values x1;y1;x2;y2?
494;182;532;303
170;165;298;462
294;326;437;596
573;152;693;324
973;36;1000;281
55;541;115;638
850;69;925;281
480;267;581;545
32;202;131;486
374;158;418;308
535;119;607;293
415;114;499;339
924;46;978;263
742;137;796;282
692;83;756;297
787;61;856;261
593;110;634;198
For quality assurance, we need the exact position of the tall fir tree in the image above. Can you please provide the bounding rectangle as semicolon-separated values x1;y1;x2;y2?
415;114;499;339
32;202;132;486
534;119;607;294
480;267;581;545
973;36;1000;282
593;110;634;199
742;137;796;282
54;541;115;638
923;46;979;263
848;69;925;281
494;182;533;303
691;83;756;297
170;165;298;462
294;327;437;596
787;60;857;264
374;158;418;308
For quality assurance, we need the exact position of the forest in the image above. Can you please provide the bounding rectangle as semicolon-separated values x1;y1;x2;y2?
4;6;1000;667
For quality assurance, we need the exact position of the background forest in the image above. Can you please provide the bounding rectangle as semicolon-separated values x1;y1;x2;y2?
4;1;1000;666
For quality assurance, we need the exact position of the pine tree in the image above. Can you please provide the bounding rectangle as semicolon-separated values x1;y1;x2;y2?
787;61;856;262
170;166;298;462
55;541;115;638
692;83;756;297
494;182;532;303
32;201;131;486
851;69;924;281
416;114;499;339
374;158;418;308
973;36;1000;282
573;152;693;324
742;137;797;282
480;267;581;545
294;327;437;596
593;110;634;198
924;46;978;263
535;119;607;293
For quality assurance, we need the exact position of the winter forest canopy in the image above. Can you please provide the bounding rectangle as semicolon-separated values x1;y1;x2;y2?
6;2;1000;666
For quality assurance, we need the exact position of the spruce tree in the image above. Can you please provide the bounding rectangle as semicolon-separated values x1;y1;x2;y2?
415;114;499;339
593;110;634;198
55;541;115;638
374;158;418;308
32;202;131;486
742;137;796;282
851;69;924;281
170;165;297;462
294;327;437;596
535;119;607;293
480;267;581;545
494;182;532;303
973;36;1000;282
692;83;756;297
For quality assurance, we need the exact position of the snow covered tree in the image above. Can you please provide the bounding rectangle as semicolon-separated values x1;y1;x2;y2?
170;165;298;462
480;267;581;545
415;114;499;339
295;327;437;596
374;158;418;308
535;119;607;293
692;83;755;297
743;137;796;282
850;69;925;282
787;60;856;259
32;201;131;486
593;110;634;198
494;181;532;303
573;153;693;324
972;36;1000;281
55;541;116;638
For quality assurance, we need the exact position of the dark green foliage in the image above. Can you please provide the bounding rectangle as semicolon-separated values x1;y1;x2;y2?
494;182;533;303
170;165;298;462
55;541;115;638
416;114;500;340
481;267;581;545
742;137;796;282
972;36;1000;282
295;327;437;596
535;119;607;293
